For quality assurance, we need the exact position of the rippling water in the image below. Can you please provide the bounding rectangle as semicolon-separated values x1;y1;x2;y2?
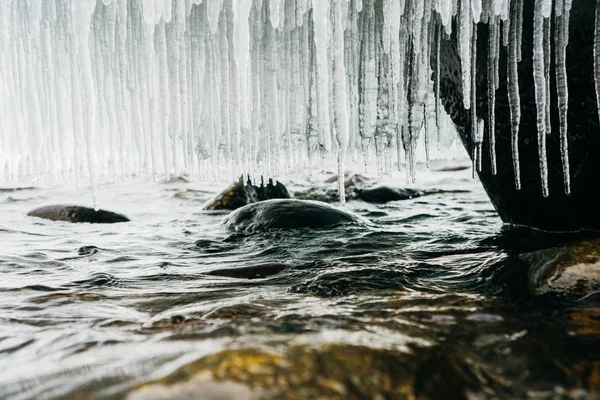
1;164;599;399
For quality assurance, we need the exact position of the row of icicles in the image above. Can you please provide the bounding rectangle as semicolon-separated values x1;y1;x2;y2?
0;0;587;200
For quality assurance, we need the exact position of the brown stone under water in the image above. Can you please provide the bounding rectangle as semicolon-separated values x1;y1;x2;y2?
123;345;482;400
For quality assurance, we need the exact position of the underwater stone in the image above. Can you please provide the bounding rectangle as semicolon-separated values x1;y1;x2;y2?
522;239;600;301
222;199;366;234
123;344;480;400
203;177;291;211
27;205;130;224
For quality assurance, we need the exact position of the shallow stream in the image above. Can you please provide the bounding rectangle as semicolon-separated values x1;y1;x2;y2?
0;164;598;399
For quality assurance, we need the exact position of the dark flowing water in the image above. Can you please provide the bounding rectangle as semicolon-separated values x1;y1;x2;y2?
0;165;599;399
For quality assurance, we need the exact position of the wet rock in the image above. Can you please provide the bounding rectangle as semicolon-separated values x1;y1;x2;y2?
0;186;37;192
159;176;189;184
432;165;471;172
205;263;290;279
77;246;100;256
27;205;130;224
222;199;366;234
522;239;600;301
355;186;423;204
323;172;370;187
173;188;214;201
294;174;370;203
440;0;600;231
203;177;291;211
127;376;257;400
413;347;481;400
293;187;345;203
122;344;480;400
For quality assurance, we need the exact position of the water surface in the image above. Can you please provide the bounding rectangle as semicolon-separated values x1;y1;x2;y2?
0;165;598;399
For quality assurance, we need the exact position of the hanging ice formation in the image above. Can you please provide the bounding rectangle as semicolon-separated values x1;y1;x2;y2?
0;0;574;199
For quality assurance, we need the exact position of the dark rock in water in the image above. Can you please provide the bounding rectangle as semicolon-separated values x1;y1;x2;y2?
27;205;129;224
203;176;291;211
159;176;189;184
439;0;600;231
293;187;345;203
490;230;600;302
77;246;100;256
521;239;600;301
0;186;37;192
323;172;369;186
355;186;423;204
413;347;480;400
421;189;472;196
294;174;370;203
222;199;366;234
433;165;471;172
205;263;290;279
294;175;423;205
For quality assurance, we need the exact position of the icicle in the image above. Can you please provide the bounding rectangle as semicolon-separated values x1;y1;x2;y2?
470;21;480;175
595;0;600;125
533;0;549;197
332;0;349;203
207;0;223;34
269;0;282;29
71;0;99;208
438;0;453;34
358;1;377;165
555;0;571;194
472;0;482;23
487;17;497;174
515;0;524;62
459;0;472;110
435;21;442;150
543;15;551;137
508;0;522;190
312;0;332;152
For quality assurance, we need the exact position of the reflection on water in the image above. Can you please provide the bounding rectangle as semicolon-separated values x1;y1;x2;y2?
0;165;598;399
